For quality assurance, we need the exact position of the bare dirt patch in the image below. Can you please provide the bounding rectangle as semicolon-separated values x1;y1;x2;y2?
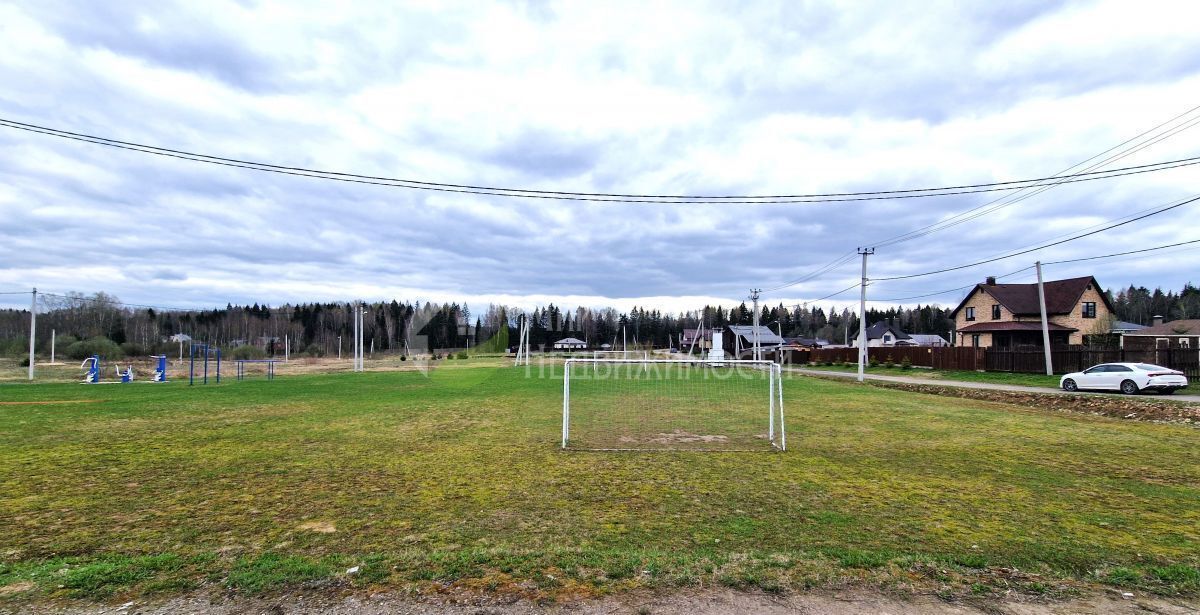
0;581;34;597
0;399;104;406
644;430;730;444
858;381;1200;426
296;521;336;534
4;588;1196;615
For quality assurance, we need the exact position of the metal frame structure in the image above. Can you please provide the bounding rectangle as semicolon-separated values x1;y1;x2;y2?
189;343;221;385
513;315;531;366
561;358;785;452
235;359;279;380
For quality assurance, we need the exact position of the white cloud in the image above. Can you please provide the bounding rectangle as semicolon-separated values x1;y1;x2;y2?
1;0;1199;315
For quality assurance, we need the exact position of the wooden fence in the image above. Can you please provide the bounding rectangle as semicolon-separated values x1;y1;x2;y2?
786;345;1200;378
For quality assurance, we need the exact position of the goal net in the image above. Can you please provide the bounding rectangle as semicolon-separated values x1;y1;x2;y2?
562;359;785;451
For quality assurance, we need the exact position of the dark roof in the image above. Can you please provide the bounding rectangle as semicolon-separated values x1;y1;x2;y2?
865;322;910;340
1112;320;1146;331
786;337;828;347
950;276;1113;317
908;334;950;345
957;321;1076;333
727;325;785;345
1124;319;1200;336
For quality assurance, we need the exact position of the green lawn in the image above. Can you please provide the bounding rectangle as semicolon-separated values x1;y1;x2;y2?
797;363;1063;388
1;362;1198;601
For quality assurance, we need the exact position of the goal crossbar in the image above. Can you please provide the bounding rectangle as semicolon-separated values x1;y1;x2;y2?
561;358;785;452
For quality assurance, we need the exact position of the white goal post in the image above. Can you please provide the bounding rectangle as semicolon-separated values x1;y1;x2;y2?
561;358;785;452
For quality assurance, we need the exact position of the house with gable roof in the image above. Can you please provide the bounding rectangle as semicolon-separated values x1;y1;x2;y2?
949;275;1114;349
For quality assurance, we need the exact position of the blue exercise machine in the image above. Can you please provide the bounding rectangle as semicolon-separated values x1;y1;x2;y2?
150;355;168;382
81;355;100;383
80;355;134;383
189;343;221;385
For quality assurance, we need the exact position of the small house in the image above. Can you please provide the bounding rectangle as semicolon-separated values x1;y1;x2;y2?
1122;317;1200;351
851;322;912;348
552;337;587;351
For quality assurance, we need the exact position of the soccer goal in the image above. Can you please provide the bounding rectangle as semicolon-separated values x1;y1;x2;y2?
561;358;785;451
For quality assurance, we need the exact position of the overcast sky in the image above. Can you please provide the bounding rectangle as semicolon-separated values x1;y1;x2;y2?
1;0;1199;315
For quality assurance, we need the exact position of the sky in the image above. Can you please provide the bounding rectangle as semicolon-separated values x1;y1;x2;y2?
1;0;1199;315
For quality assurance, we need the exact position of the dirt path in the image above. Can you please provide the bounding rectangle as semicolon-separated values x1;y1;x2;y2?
791;368;1200;403
0;399;105;405
4;588;1197;615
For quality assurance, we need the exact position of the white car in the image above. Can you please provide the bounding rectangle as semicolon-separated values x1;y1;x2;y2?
1060;363;1189;395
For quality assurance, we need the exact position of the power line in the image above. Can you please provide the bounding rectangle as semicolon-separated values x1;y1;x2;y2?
866;237;1200;303
871;267;1035;302
872;106;1200;248
800;282;863;304
37;291;214;313
763;252;858;293
1043;237;1200;265
2;117;1199;204
759;104;1200;293
872;194;1200;281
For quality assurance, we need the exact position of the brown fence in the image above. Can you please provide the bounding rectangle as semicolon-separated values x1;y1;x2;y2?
788;345;1199;378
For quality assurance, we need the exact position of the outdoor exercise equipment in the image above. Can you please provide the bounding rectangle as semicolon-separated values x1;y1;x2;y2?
150;355;168;382
115;364;134;383
81;355;100;383
189;343;221;385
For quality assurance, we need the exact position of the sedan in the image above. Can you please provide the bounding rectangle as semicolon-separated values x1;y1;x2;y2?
1060;363;1189;395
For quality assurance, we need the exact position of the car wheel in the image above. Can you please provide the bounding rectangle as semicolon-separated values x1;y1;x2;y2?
1162;389;1175;395
1120;380;1140;395
1062;378;1078;392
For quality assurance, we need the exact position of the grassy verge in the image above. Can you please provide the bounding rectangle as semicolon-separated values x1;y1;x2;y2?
795;363;1063;388
1;363;1197;601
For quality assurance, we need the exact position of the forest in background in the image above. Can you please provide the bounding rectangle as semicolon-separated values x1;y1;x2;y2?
0;282;1195;360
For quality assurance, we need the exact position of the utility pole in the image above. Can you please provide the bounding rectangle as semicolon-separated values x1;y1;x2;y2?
750;288;761;361
357;303;365;372
352;302;359;371
857;248;874;382
28;287;36;380
50;329;56;364
1036;261;1053;375
337;335;342;360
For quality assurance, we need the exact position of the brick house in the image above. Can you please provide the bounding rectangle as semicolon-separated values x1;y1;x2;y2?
1121;317;1200;351
949;275;1114;349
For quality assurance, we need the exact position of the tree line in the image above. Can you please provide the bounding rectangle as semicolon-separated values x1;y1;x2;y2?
2;282;1193;359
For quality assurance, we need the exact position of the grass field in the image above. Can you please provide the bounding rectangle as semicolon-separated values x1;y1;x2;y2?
1;360;1199;602
796;363;1063;388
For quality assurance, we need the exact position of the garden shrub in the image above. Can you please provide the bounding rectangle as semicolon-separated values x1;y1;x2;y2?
65;336;124;361
226;345;267;360
119;342;147;357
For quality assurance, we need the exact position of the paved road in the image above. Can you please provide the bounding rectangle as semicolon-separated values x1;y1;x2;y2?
789;368;1200;403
